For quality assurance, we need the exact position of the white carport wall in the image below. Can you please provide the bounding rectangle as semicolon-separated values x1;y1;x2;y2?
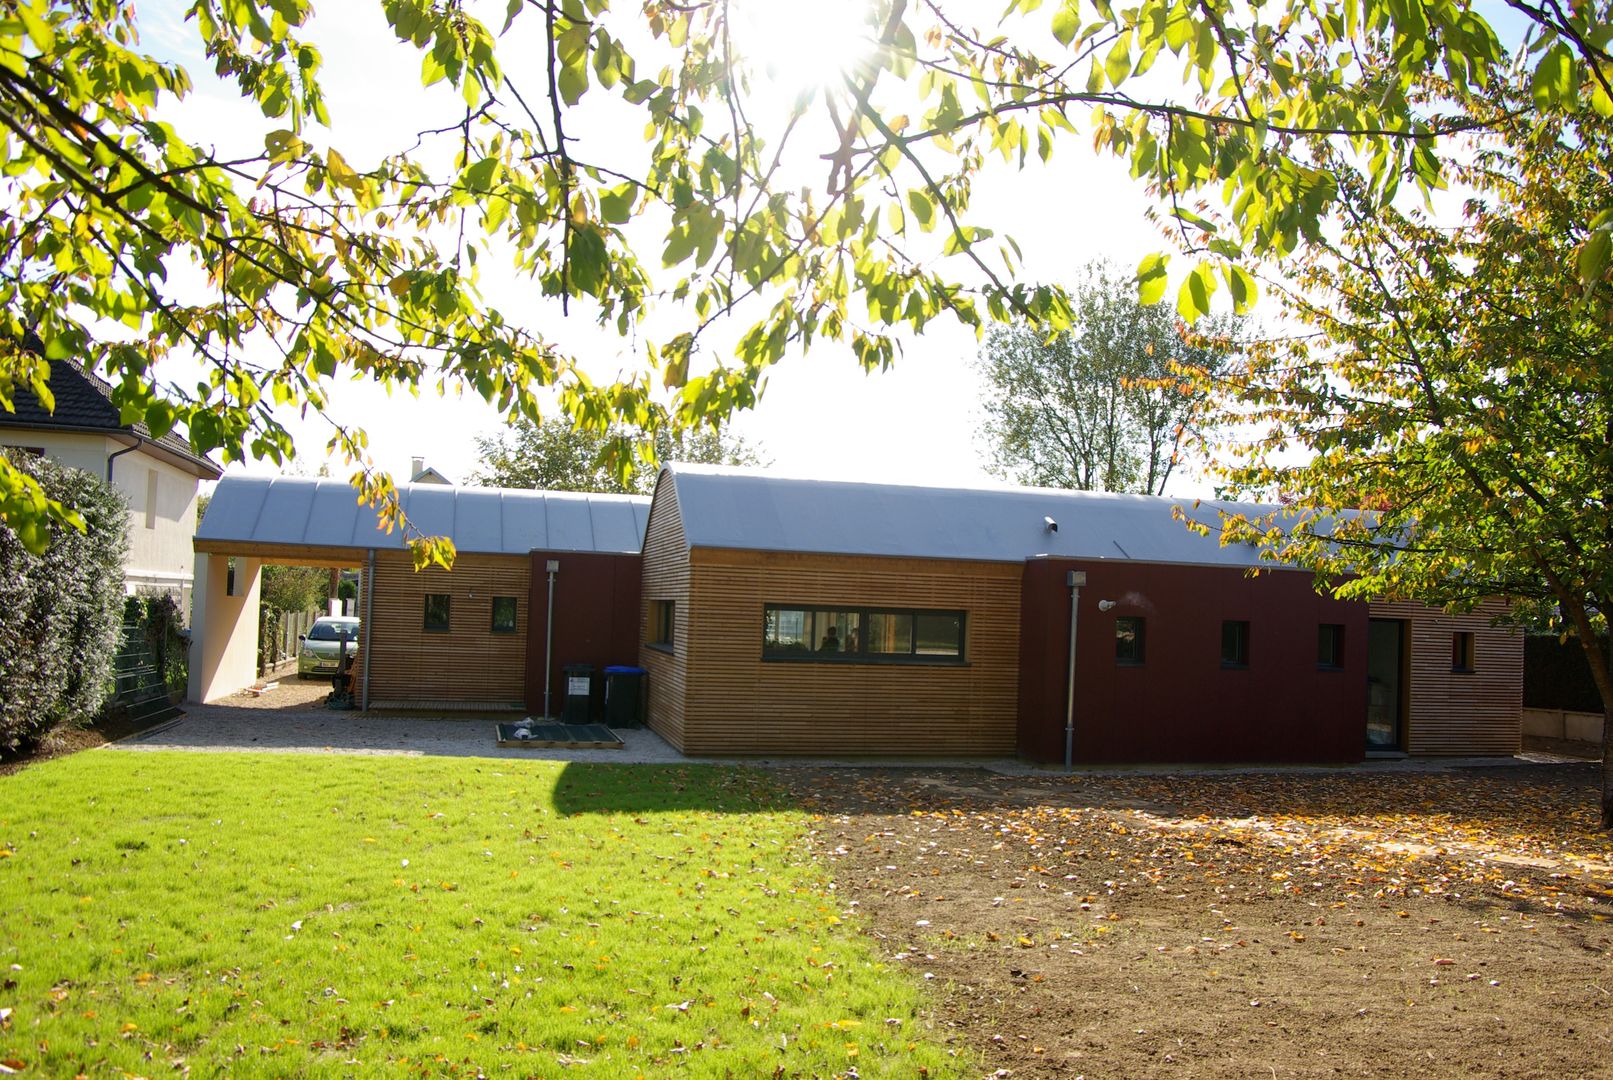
187;551;262;703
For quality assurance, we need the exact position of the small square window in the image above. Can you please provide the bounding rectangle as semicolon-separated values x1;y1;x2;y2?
1115;616;1146;664
491;596;518;634
651;600;675;648
1452;631;1475;672
1318;624;1345;669
424;593;450;631
1221;620;1250;667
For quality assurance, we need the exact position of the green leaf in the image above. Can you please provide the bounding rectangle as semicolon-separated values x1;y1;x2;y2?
1224;262;1257;313
1530;43;1575;109
1051;0;1080;45
907;189;936;230
599;183;636;224
1136;252;1170;304
1176;263;1216;321
1578;228;1611;286
1104;31;1132;87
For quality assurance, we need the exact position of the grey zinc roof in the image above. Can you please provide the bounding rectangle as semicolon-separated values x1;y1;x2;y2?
663;463;1299;569
198;475;650;555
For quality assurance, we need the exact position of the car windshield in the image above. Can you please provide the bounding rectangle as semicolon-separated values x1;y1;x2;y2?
307;621;359;642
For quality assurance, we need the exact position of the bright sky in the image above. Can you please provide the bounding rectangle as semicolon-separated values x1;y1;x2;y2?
139;2;1205;493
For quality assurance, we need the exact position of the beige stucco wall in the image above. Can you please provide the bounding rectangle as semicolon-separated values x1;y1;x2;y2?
0;429;203;606
187;551;262;702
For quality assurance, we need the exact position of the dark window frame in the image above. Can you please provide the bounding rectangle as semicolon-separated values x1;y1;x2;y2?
423;593;451;632
490;595;518;634
648;599;675;652
1221;619;1251;668
1452;630;1476;673
762;604;967;664
1317;623;1345;670
1115;615;1146;665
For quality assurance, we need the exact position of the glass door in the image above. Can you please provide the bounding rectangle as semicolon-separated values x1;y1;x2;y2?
1366;619;1405;750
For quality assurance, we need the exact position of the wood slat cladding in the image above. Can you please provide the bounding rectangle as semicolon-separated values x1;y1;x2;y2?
1369;600;1522;755
678;548;1022;756
366;551;530;705
638;481;689;746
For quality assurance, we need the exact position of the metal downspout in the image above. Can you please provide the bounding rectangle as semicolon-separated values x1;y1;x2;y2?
361;548;375;711
1064;570;1086;772
543;559;559;718
106;439;141;482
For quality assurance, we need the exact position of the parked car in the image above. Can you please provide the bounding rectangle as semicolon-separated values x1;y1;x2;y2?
298;616;361;678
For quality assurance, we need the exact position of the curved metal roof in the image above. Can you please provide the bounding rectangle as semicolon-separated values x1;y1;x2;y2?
198;475;650;556
663;463;1304;569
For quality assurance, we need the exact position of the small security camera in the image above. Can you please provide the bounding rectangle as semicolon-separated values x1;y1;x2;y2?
1098;600;1117;612
1043;516;1058;533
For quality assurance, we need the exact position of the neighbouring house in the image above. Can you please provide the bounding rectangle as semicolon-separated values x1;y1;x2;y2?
1;354;222;612
637;465;1522;761
187;465;1522;762
190;476;647;708
409;456;453;485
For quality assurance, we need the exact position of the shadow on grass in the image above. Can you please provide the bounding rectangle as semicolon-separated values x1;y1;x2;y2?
549;761;802;816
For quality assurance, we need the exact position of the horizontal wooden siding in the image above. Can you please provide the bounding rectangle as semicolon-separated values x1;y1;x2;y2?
368;552;530;705
638;481;690;747
680;549;1022;755
1369;599;1521;755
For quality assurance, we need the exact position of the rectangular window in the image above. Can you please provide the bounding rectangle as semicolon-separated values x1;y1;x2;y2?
491;596;518;634
651;600;675;648
762;605;964;663
1452;631;1476;672
864;612;912;655
1221;620;1250;667
424;593;450;631
1115;616;1146;664
1317;624;1345;669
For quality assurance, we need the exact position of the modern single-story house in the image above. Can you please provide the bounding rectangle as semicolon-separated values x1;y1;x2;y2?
637;465;1521;762
2;355;223;609
188;465;1521;762
190;476;647;709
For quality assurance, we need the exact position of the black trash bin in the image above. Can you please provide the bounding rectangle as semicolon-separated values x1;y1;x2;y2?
560;663;596;724
603;666;647;728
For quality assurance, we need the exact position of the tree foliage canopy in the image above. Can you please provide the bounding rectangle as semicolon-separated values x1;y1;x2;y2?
978;261;1241;494
472;420;760;494
1188;73;1613;818
0;0;1608;561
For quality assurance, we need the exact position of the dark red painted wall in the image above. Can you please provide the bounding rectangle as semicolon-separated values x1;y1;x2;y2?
524;552;643;715
1017;559;1368;764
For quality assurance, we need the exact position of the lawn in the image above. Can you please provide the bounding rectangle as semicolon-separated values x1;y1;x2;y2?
0;752;959;1077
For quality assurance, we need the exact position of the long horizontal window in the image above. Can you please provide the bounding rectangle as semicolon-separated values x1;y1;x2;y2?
763;605;965;662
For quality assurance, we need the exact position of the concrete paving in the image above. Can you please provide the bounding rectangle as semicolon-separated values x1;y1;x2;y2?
112;696;1588;777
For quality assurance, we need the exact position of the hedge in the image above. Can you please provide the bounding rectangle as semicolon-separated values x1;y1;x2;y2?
0;449;129;753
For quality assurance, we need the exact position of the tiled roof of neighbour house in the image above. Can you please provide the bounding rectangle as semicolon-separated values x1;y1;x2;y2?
197;475;652;556
2;348;222;479
658;463;1312;570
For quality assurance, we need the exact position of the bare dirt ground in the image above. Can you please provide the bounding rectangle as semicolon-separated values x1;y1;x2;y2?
777;765;1613;1079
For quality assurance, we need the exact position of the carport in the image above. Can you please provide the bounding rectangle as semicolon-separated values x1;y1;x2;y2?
190;476;649;711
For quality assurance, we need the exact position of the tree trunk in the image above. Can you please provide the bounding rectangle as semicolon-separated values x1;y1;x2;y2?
1564;606;1613;828
1602;705;1613;830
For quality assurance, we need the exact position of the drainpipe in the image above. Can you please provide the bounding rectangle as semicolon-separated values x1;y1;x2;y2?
543;559;559;718
1064;570;1087;772
106;439;140;482
361;548;375;711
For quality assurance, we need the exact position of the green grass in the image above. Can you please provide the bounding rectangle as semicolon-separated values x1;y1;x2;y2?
0;753;959;1077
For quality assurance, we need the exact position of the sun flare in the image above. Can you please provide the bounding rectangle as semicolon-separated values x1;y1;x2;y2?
730;0;881;95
